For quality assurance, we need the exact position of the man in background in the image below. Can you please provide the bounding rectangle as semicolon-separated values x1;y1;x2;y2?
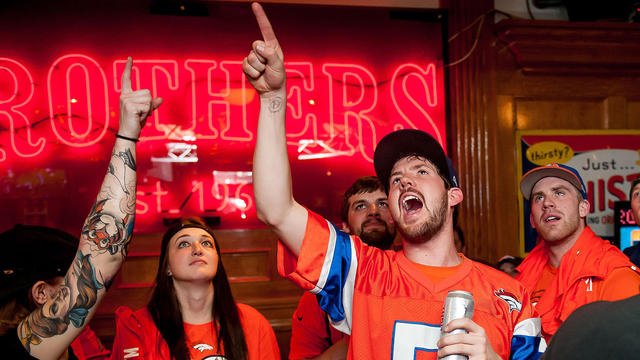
623;176;640;267
496;255;522;278
517;163;640;342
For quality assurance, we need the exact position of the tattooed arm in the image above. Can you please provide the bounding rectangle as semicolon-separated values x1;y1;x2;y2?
17;57;162;360
244;3;307;257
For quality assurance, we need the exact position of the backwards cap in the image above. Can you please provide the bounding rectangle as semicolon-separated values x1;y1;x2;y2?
0;225;78;304
373;129;458;192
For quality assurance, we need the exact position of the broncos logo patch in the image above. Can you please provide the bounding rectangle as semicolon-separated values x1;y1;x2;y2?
193;343;214;352
494;288;522;313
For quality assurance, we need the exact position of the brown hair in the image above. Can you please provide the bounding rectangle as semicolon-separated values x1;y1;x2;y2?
340;176;386;224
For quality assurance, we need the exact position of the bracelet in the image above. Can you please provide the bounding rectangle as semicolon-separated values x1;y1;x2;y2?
115;133;139;143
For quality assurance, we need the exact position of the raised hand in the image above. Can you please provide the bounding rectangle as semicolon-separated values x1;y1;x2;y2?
118;57;163;140
243;2;285;97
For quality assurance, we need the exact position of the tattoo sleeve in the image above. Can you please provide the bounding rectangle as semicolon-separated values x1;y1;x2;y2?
18;141;137;356
86;147;136;257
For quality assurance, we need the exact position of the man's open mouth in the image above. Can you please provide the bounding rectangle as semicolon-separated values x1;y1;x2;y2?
401;193;424;215
544;215;561;223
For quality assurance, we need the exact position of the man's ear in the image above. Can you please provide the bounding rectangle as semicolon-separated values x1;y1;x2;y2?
341;222;353;234
448;187;463;207
530;212;536;229
578;199;590;218
30;281;49;306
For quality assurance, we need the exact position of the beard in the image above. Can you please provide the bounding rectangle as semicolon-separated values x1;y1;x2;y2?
399;190;448;244
359;224;395;250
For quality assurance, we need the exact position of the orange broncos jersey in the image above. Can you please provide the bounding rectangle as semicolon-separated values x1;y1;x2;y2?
110;303;280;360
278;210;545;360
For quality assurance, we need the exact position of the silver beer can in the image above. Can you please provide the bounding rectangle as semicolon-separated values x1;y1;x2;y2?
440;290;475;360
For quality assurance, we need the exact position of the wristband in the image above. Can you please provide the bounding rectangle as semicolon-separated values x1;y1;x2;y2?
115;133;139;143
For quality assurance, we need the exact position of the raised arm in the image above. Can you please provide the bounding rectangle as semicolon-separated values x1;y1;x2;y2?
17;57;162;360
244;2;307;256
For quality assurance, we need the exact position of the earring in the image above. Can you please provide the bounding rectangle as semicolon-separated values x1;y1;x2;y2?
167;270;172;276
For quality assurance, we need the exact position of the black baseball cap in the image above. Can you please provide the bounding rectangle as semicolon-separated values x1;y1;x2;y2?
373;129;457;192
0;225;78;304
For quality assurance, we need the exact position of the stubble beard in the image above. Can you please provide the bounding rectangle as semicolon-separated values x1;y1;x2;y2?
359;226;396;250
537;214;581;244
399;191;449;244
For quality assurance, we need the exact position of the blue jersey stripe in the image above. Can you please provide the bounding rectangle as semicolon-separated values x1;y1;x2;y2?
315;222;354;323
510;335;543;360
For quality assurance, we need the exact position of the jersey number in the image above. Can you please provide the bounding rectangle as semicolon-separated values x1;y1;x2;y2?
391;321;441;359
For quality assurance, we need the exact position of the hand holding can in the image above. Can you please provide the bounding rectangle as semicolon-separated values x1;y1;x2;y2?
440;290;475;360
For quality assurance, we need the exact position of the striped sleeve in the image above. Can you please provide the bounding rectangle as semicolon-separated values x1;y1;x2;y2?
277;210;358;335
509;289;547;360
510;318;546;360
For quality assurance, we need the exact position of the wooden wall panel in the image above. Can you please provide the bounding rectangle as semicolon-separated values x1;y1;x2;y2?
119;255;158;286
627;100;640;127
223;250;271;281
514;98;605;129
448;0;497;263
494;20;640;76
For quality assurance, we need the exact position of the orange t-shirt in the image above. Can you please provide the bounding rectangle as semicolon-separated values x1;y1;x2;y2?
530;264;557;306
410;257;464;283
183;322;220;359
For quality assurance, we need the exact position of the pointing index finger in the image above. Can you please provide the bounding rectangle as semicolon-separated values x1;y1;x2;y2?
121;56;133;93
251;2;278;47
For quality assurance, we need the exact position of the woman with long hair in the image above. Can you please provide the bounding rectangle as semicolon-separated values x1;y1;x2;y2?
110;217;280;360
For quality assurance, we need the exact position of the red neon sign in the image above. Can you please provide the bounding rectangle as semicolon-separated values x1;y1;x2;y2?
0;1;446;234
48;54;110;147
1;54;444;230
1;55;443;162
0;58;45;158
135;175;254;222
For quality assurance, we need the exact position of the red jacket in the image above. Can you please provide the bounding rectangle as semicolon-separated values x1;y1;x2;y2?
289;292;346;359
71;326;110;360
517;226;640;340
110;304;280;360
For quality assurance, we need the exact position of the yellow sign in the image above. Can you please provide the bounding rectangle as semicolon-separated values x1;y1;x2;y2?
525;141;574;166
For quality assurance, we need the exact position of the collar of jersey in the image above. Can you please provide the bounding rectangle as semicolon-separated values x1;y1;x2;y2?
397;252;473;294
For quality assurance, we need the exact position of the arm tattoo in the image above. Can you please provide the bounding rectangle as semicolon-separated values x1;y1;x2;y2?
117;148;136;171
268;96;283;112
108;149;137;195
82;199;131;256
92;147;137;250
18;252;103;352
